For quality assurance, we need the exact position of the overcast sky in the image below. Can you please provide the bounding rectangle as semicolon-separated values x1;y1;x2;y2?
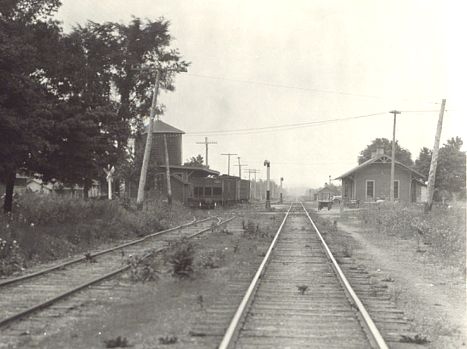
56;0;466;193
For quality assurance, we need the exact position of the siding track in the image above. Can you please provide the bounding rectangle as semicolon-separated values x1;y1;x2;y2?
0;216;232;330
218;203;388;349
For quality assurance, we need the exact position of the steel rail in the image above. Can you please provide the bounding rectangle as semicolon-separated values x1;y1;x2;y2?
0;216;234;328
0;216;215;288
218;204;292;349
300;202;389;349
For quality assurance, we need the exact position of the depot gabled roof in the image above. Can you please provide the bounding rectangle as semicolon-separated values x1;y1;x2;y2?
143;119;185;134
335;153;426;180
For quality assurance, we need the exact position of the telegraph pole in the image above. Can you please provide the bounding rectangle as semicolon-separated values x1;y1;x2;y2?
221;153;237;175
163;134;172;205
234;157;247;179
264;160;271;209
136;68;161;209
425;99;446;212
389;110;401;202
196;137;217;167
245;169;259;201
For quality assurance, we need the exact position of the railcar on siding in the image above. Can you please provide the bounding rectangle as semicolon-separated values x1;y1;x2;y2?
187;175;250;208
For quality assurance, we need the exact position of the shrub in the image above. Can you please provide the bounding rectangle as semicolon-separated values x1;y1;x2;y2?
127;254;160;283
168;240;194;278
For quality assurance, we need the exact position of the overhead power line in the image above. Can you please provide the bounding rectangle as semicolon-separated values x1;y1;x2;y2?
186;112;387;136
186;73;441;104
185;110;441;137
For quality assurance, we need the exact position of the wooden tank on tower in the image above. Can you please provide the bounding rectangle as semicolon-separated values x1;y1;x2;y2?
135;119;184;166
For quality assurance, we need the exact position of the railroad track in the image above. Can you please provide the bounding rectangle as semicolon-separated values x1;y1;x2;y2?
0;216;232;331
214;202;388;349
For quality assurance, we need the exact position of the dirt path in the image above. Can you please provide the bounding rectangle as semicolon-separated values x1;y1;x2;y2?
318;209;466;348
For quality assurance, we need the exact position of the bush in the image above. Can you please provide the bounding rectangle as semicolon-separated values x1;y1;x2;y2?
168;240;194;278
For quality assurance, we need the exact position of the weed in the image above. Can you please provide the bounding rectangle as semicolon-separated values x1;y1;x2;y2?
127;255;160;283
243;220;269;239
382;275;395;282
169;240;194;278
0;237;24;276
103;336;130;348
356;203;465;272
197;295;204;310
332;220;338;232
158;336;178;345
189;331;207;337
297;285;309;295
399;334;430;344
84;252;97;263
342;244;353;258
201;250;224;269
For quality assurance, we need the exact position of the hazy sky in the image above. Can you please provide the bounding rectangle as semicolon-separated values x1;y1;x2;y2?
56;0;466;192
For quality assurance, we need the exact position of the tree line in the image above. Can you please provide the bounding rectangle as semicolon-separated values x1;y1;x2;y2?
0;0;189;212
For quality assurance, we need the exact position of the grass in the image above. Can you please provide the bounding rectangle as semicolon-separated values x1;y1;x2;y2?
356;203;465;272
104;336;131;348
158;336;178;345
0;192;193;276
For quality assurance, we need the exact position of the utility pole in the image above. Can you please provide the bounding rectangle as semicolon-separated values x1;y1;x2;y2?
234;157;247;179
221;153;237;175
136;68;161;209
245;169;259;201
163;134;172;205
264;160;271;209
280;177;284;204
425;99;446;212
389;110;401;202
196;137;217;168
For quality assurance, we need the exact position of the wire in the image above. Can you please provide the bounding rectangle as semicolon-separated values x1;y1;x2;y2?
186;73;440;104
185;112;387;136
186;73;386;99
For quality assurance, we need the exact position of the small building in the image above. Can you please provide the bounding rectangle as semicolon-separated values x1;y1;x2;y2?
336;148;427;204
135;119;221;203
135;119;185;167
315;185;339;202
315;185;339;210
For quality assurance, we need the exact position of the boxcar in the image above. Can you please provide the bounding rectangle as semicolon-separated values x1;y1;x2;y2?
187;175;250;208
239;179;250;202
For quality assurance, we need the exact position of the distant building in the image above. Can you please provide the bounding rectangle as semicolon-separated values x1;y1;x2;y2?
315;185;339;202
336;148;427;204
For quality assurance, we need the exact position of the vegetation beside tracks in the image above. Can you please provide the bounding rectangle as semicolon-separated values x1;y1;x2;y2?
0;193;195;276
352;203;465;273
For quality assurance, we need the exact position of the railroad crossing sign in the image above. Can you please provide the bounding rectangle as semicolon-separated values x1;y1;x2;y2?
103;165;115;200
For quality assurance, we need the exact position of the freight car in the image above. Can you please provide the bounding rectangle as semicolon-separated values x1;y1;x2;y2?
187;175;250;208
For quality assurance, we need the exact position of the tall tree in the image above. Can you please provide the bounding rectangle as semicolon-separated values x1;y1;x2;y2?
0;0;62;212
414;137;466;199
358;138;413;166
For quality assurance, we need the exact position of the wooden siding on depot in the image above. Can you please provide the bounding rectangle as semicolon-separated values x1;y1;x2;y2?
353;163;411;202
